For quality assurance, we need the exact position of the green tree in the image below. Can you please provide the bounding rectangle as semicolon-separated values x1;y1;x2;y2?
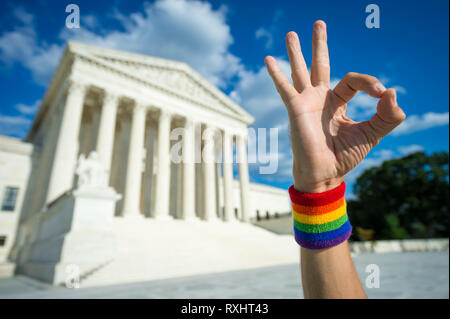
347;151;449;240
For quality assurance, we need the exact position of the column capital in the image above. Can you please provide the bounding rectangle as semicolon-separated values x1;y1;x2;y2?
103;91;120;105
133;102;147;114
67;80;88;96
203;123;216;129
184;117;195;128
222;129;235;140
159;109;172;121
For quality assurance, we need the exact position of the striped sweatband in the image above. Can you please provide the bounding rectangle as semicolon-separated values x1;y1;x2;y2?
288;182;352;250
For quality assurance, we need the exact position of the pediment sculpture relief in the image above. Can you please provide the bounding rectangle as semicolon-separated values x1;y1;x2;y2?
95;56;235;114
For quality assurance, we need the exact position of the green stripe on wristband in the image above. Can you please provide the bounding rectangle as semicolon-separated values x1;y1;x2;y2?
293;213;348;234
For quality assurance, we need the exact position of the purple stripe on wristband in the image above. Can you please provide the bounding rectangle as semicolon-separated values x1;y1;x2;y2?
294;227;352;250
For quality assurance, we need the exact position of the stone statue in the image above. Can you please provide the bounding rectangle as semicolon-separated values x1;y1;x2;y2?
75;151;108;189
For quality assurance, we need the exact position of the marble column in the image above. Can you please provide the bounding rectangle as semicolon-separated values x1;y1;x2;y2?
35;106;62;210
121;103;147;216
142;124;156;217
96;92;119;172
182;118;196;220
154;110;172;219
202;125;217;221
194;123;203;218
46;80;87;203
222;131;234;221
237;134;251;222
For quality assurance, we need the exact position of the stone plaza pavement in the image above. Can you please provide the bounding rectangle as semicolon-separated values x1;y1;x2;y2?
0;251;448;299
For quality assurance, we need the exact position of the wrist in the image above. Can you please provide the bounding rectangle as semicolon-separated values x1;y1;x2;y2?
291;159;345;193
293;177;344;194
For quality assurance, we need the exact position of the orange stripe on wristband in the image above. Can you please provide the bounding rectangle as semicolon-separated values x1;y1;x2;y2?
291;197;345;215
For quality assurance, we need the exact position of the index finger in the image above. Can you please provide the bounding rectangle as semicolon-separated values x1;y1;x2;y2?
286;31;311;92
265;56;298;104
333;72;386;103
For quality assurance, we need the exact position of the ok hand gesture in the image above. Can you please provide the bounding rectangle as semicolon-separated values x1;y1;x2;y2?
265;21;406;193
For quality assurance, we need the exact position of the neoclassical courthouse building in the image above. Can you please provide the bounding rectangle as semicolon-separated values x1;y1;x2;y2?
0;42;290;284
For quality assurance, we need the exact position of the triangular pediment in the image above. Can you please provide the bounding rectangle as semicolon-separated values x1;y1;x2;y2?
67;42;254;124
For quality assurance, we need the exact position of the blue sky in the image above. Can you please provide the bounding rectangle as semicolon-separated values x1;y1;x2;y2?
0;0;448;196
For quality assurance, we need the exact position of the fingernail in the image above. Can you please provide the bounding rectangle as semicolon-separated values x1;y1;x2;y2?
314;20;326;30
374;83;386;93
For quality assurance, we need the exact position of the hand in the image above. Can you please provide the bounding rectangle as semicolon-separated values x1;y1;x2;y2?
265;21;406;193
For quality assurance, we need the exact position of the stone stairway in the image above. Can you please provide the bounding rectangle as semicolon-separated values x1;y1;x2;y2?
80;217;298;287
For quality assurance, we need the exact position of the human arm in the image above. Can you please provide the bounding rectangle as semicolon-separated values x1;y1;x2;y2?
264;21;406;298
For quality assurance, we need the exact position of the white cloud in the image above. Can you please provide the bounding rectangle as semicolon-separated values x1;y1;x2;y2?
255;27;273;49
0;99;41;138
61;0;241;88
230;57;290;129
254;9;282;50
0;115;31;125
393;85;407;94
0;115;31;138
392;112;449;136
13;6;33;25
83;14;99;29
334;76;406;120
346;92;379;119
15;99;41;116
372;149;395;159
397;144;424;155
0;18;63;85
378;74;390;86
0;0;243;88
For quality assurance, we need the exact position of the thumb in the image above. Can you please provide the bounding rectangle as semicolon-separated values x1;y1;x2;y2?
367;88;406;140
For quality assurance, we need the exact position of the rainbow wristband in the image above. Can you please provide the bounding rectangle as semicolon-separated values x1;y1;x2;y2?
289;182;352;250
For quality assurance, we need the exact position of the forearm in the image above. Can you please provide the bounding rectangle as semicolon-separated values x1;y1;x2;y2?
301;242;366;298
289;181;366;299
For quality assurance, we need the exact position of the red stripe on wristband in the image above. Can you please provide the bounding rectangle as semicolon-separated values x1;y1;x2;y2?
288;182;346;206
